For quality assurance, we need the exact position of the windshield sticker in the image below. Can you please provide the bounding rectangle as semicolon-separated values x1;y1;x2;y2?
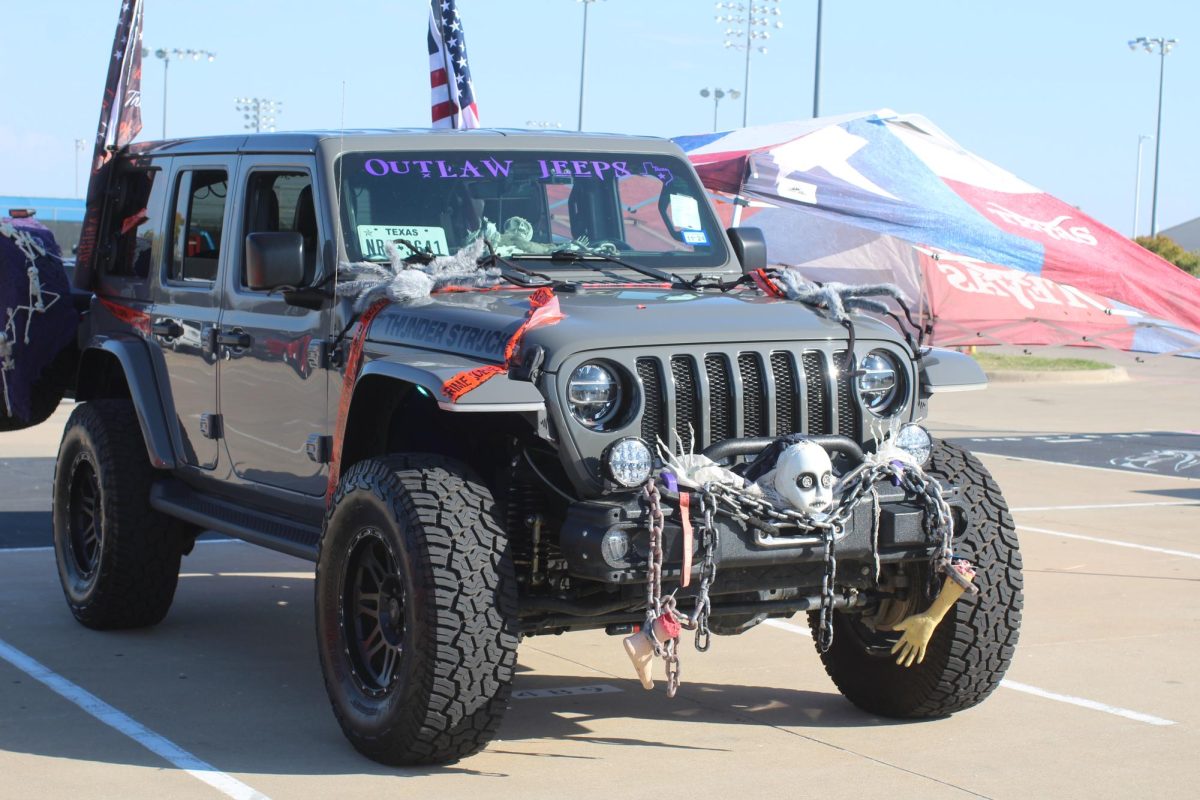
681;229;709;246
641;162;674;185
669;194;702;230
357;225;449;259
536;159;632;180
363;157;514;179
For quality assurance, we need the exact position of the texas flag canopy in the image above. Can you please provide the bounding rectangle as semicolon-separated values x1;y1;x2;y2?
675;111;1200;356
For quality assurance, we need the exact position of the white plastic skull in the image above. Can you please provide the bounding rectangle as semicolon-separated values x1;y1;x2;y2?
772;441;834;515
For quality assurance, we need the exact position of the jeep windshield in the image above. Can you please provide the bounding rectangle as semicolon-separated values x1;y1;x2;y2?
336;150;728;271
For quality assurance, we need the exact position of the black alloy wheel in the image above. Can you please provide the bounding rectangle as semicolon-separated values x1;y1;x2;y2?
66;455;103;579
342;529;406;697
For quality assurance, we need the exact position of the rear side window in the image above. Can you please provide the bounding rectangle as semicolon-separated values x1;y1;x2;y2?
105;168;164;278
168;169;228;284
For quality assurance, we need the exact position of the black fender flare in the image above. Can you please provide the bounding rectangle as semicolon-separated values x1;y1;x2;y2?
76;337;178;469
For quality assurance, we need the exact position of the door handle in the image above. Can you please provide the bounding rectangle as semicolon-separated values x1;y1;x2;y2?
217;329;252;349
151;320;183;339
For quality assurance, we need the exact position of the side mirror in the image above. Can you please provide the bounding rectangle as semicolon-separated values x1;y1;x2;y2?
727;226;768;272
245;232;305;291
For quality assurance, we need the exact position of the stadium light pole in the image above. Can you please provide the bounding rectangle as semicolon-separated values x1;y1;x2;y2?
1132;134;1152;238
716;1;783;127
235;98;283;133
812;0;823;117
143;48;217;139
699;88;741;132
576;0;605;131
1128;36;1177;236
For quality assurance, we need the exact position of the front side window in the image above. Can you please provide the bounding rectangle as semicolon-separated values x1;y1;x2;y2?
243;171;318;286
168;169;227;284
337;150;726;270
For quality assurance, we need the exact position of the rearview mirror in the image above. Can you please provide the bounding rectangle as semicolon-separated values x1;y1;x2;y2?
727;226;767;272
245;232;305;291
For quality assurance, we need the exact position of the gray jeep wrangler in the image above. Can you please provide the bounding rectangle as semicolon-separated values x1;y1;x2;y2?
42;130;1021;765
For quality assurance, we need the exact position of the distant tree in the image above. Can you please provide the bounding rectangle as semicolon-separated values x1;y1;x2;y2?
1135;234;1200;276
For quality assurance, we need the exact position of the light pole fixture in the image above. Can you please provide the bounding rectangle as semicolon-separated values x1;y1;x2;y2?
576;0;605;131
142;47;217;139
74;138;86;198
715;0;783;127
1132;134;1152;238
699;87;741;132
1128;36;1177;236
235;98;283;133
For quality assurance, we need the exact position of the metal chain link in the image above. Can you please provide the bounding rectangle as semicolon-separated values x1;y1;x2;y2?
643;480;666;650
817;525;838;651
688;489;718;652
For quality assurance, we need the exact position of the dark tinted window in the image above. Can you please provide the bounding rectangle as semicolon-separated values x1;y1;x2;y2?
105;168;163;278
243;172;317;285
169;169;227;284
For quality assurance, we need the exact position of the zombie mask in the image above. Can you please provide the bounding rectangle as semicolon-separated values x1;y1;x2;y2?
772;441;834;515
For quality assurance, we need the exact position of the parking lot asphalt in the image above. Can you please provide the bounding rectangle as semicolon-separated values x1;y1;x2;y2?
1;348;1197;799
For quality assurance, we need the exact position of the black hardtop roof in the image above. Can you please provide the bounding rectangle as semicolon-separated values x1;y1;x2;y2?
125;128;674;158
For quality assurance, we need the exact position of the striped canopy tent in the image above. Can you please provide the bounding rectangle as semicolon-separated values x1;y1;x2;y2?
674;111;1200;357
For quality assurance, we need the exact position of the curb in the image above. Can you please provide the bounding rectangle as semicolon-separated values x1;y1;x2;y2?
983;366;1130;384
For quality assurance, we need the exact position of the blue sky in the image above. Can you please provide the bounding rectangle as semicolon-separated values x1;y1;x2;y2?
1;0;1195;235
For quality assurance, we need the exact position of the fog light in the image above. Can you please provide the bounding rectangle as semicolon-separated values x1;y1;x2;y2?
605;438;653;488
895;423;933;465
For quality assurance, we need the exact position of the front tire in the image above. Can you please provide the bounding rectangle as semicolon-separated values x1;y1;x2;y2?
812;438;1023;718
315;454;519;766
52;400;183;629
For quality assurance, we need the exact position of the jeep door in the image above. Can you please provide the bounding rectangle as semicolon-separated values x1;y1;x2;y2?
216;158;330;496
151;156;235;470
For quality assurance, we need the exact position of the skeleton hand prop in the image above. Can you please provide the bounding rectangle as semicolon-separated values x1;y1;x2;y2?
889;565;975;667
623;612;681;690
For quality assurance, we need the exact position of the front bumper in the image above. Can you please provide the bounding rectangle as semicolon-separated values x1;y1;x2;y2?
559;471;966;587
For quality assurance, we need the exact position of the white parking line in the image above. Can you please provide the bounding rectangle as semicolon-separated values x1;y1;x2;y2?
976;452;1198;481
0;637;270;800
1010;501;1199;512
761;619;1177;726
1000;681;1175;726
0;538;242;556
1018;525;1200;560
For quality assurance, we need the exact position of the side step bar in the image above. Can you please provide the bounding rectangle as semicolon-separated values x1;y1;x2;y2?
149;479;321;562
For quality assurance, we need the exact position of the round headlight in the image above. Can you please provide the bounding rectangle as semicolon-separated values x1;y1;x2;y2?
605;438;653;487
858;349;902;415
895;423;932;465
568;362;623;428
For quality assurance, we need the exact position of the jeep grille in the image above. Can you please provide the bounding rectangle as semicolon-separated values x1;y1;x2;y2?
634;348;861;453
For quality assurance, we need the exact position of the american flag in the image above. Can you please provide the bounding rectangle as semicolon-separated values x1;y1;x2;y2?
75;0;145;288
428;0;479;129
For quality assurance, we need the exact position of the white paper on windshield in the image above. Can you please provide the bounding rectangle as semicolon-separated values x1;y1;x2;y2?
669;194;702;231
357;225;449;260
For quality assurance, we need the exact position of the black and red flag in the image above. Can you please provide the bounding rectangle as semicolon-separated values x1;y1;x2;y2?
74;0;145;289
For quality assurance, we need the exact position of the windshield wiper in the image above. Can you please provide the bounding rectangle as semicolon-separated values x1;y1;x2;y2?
542;249;676;284
477;242;574;290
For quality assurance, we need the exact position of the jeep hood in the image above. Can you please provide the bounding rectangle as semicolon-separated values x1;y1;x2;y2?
366;287;905;370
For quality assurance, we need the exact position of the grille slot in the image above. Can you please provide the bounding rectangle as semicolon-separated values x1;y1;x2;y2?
770;352;799;435
738;353;767;438
834;351;860;441
705;354;734;445
670;356;701;453
636;358;665;448
801;351;831;434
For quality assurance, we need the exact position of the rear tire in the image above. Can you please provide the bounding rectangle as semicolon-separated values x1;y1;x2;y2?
315;454;519;765
811;438;1023;717
52;400;183;629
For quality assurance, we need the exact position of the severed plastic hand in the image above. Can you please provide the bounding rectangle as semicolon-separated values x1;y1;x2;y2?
889;570;974;667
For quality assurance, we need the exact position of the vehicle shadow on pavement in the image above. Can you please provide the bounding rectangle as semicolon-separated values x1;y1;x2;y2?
1;567;916;780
